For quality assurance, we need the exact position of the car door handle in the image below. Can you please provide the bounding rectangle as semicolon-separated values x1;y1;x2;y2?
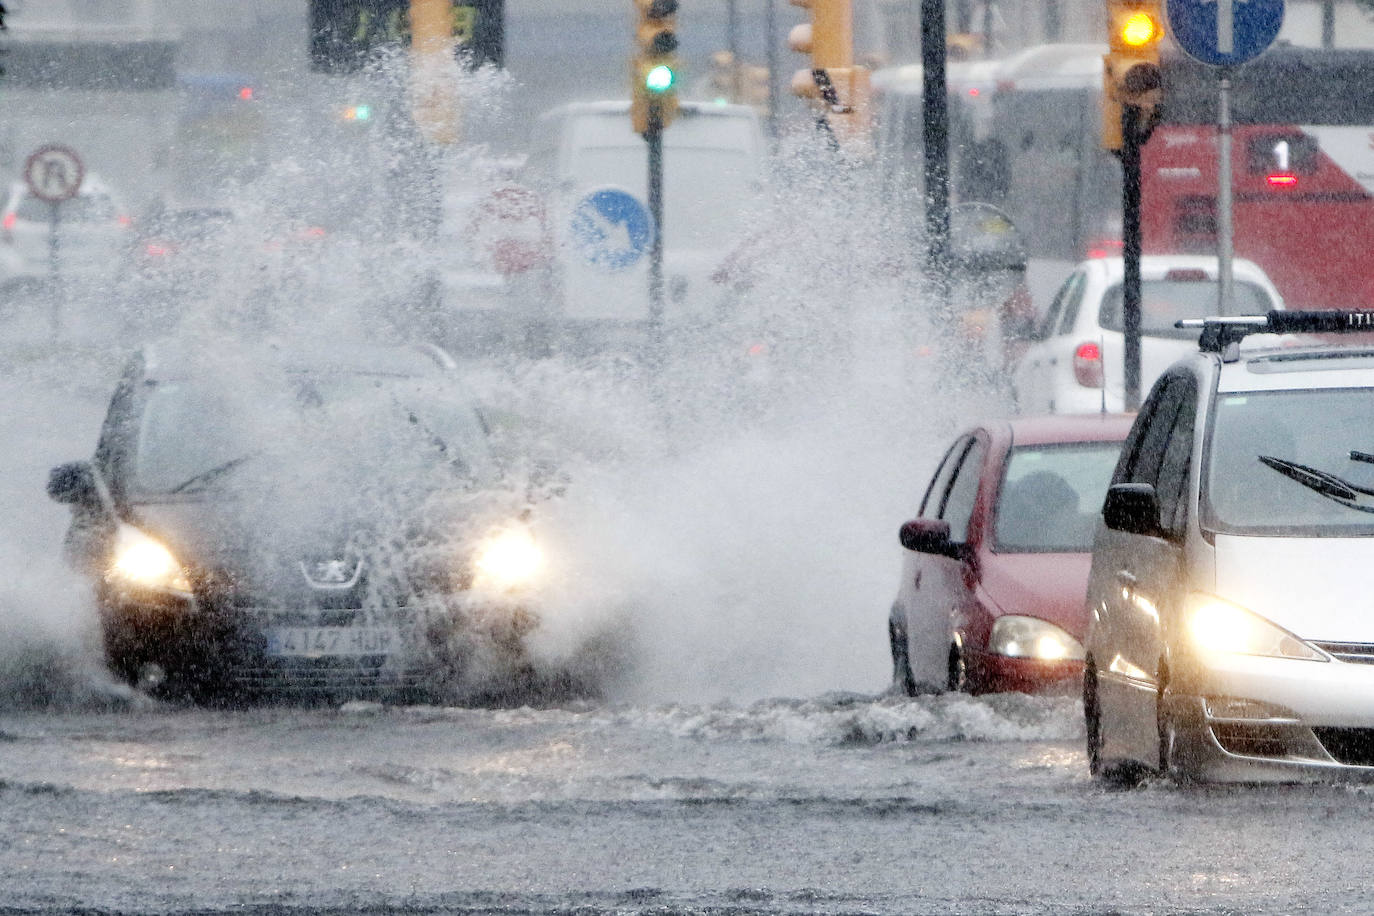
1115;570;1137;586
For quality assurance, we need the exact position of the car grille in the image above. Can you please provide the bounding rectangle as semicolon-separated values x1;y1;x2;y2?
1311;728;1374;767
1313;642;1374;665
1210;722;1307;760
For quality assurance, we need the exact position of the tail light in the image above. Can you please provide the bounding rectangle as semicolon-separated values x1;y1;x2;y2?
1086;238;1123;259
1073;341;1104;388
2;211;15;244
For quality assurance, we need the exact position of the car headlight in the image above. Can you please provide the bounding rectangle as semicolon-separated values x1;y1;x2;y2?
988;615;1085;661
1186;593;1326;661
472;526;543;591
107;524;192;594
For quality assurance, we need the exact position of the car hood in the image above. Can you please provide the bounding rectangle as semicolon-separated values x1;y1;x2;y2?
128;487;499;603
1213;534;1374;643
978;551;1094;640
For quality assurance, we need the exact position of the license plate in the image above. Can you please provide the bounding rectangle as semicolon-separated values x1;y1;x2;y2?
265;626;399;658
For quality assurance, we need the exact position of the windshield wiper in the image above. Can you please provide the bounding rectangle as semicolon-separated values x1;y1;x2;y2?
1257;454;1374;514
392;399;471;477
167;452;259;494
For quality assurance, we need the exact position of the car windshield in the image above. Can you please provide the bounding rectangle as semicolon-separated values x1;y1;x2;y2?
131;372;494;497
1204;387;1374;536
1098;279;1272;338
993;442;1121;552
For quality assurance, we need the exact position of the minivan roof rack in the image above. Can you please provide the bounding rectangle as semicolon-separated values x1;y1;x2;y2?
1178;310;1374;354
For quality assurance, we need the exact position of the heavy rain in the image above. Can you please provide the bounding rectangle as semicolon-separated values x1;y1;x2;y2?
6;0;1374;913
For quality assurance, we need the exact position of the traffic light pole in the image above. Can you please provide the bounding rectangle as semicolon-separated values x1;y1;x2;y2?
646;104;665;366
920;0;950;322
1121;103;1144;411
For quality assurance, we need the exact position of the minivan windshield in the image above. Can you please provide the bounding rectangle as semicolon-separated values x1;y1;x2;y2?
994;442;1121;552
1204;387;1374;536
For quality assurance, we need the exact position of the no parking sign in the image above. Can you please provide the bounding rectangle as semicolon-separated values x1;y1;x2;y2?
23;144;84;203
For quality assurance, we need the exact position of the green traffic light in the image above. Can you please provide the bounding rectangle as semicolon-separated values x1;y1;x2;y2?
645;64;675;94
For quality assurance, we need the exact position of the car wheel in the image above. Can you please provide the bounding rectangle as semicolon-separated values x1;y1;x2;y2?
1083;657;1104;778
1085;656;1150;788
1156;659;1181;781
889;619;917;697
947;642;968;693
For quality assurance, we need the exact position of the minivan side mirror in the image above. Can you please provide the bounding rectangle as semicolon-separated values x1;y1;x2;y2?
47;461;98;506
1102;483;1163;537
899;518;960;558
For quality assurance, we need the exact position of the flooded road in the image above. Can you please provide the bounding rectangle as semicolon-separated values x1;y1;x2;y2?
3;692;1373;915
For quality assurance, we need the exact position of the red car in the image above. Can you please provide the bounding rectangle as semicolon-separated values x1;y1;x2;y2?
889;414;1135;695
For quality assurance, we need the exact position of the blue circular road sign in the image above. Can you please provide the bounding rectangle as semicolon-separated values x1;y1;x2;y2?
1166;0;1285;67
569;187;655;271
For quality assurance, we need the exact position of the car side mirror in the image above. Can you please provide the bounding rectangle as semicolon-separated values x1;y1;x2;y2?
1102;483;1163;537
47;461;98;506
899;518;960;558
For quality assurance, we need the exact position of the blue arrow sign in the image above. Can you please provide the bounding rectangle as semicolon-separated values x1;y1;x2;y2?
1167;0;1284;67
569;187;655;271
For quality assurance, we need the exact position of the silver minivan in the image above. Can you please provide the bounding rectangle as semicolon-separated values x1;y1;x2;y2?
1085;311;1374;782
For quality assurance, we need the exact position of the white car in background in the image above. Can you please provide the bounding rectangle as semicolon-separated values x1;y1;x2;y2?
1;174;131;284
1012;256;1284;414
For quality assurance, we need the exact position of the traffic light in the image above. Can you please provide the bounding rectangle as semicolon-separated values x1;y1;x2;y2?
1102;0;1165;150
787;0;870;147
632;0;681;134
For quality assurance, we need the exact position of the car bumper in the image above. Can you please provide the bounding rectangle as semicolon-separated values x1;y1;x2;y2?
968;650;1083;694
1166;652;1374;782
1048;383;1125;415
101;587;536;699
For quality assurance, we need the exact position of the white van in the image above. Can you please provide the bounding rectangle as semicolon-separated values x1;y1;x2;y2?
527;101;765;346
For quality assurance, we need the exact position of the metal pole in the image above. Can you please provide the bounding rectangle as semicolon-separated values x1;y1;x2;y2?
48;201;61;338
1217;69;1234;315
921;0;950;320
1322;0;1335;50
726;0;741;101
647;104;665;366
1122;104;1143;410
765;0;779;140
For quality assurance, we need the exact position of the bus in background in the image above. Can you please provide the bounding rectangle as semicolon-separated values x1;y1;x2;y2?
982;44;1120;262
1144;46;1374;309
871;57;1004;229
872;45;1123;264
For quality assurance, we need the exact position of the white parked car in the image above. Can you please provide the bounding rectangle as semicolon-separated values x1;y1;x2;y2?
1;175;131;283
1086;310;1374;783
1012;256;1284;414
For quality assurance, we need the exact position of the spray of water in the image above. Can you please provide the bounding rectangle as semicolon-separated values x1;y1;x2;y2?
0;50;1006;709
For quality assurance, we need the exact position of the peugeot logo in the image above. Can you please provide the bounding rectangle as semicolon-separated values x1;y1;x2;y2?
300;556;362;590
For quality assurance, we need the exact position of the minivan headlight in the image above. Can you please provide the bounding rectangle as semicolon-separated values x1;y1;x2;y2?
989;615;1085;661
107;524;192;594
1185;593;1326;661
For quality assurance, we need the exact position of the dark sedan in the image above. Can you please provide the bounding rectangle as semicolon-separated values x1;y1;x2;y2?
48;339;545;702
